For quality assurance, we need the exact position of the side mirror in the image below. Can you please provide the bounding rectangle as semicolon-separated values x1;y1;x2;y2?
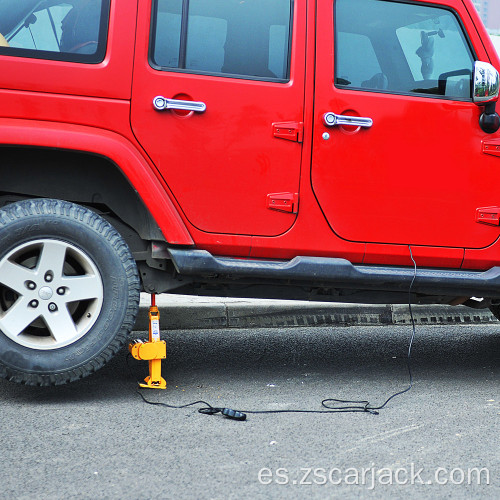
473;61;500;104
474;61;500;134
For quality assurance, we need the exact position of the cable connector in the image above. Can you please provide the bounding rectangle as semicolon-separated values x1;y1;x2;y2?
198;407;247;421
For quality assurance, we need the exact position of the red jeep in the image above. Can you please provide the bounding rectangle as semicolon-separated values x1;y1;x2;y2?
0;0;499;385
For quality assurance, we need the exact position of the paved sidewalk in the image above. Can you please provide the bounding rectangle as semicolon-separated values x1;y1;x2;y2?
134;294;498;330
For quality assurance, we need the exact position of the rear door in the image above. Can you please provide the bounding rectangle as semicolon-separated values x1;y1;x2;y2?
312;0;500;249
131;0;305;237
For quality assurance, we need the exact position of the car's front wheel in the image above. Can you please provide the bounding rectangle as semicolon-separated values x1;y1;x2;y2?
0;199;140;385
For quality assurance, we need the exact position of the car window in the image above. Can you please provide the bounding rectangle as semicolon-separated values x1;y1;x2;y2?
336;32;383;88
335;0;475;100
151;0;293;81
0;0;110;63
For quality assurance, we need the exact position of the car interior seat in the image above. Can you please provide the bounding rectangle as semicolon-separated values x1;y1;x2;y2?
60;0;101;54
361;73;389;90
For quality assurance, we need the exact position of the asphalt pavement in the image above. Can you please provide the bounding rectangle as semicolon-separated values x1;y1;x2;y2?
0;323;498;499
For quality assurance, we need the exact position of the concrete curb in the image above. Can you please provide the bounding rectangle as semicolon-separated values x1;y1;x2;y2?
133;294;498;330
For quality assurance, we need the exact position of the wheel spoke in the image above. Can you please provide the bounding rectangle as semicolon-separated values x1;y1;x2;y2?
0;298;41;337
36;241;67;278
0;259;37;294
62;275;103;302
0;237;105;350
43;307;79;344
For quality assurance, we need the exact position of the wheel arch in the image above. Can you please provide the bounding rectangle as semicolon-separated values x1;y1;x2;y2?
0;119;194;247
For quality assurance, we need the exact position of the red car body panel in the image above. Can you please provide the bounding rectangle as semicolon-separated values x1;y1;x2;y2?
0;0;499;268
0;1;137;99
131;0;307;238
0;117;193;245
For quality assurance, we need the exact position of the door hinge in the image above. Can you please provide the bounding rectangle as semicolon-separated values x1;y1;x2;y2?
267;192;299;214
272;122;303;143
482;141;500;157
476;206;500;226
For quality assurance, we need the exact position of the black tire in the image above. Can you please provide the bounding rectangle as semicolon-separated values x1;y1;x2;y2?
0;199;140;386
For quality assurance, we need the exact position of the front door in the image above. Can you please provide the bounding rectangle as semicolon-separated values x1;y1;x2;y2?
312;0;500;249
132;0;305;237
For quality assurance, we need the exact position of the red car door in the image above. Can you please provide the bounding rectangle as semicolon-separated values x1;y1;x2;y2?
131;0;306;237
312;0;500;249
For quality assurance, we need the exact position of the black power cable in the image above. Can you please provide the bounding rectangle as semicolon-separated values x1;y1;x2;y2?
134;245;418;420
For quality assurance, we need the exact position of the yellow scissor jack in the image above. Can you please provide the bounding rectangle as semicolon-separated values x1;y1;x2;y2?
129;294;166;389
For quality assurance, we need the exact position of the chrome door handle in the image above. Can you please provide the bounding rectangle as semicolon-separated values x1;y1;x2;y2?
323;112;373;128
153;96;207;113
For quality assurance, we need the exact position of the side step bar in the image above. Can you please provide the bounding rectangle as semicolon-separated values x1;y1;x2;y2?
168;249;500;297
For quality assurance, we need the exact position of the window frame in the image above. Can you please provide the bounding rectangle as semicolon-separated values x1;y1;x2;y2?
148;0;294;83
0;0;111;65
333;0;478;102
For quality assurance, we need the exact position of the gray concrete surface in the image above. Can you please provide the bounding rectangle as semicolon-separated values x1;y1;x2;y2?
136;294;498;330
0;323;498;499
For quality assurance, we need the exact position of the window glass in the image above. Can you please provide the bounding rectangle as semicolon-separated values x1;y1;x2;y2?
335;0;475;99
269;25;289;78
185;14;227;72
151;0;293;81
152;0;181;68
0;0;110;63
336;33;382;88
396;15;473;98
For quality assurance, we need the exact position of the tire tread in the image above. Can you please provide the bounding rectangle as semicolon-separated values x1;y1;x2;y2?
0;199;140;386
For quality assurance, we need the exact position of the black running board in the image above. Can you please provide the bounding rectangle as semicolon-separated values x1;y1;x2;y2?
168;249;500;298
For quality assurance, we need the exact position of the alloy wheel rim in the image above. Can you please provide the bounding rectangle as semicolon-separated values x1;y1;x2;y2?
0;239;104;350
